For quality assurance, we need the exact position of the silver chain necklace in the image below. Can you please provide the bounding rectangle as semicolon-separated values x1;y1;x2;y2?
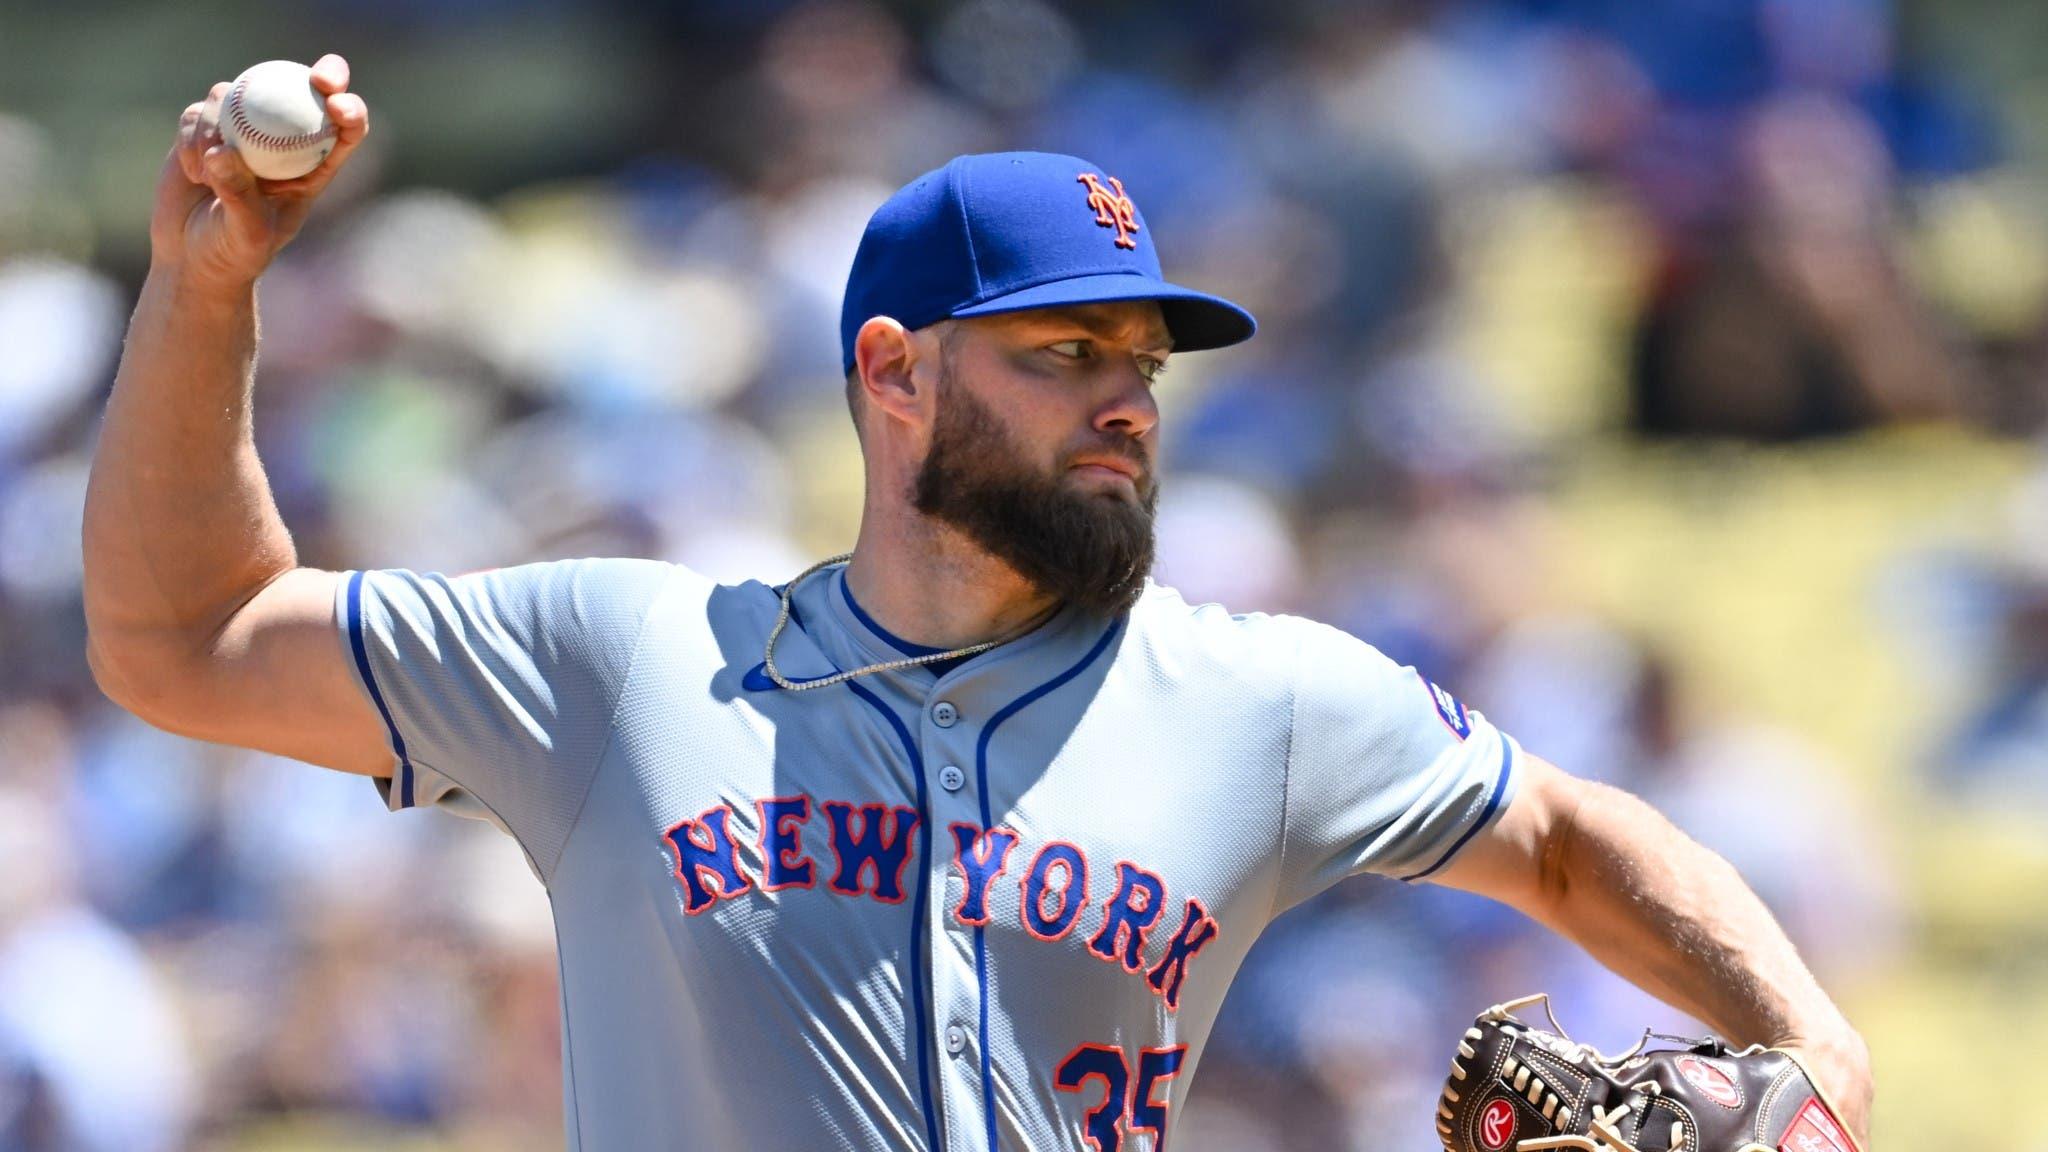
761;553;1043;691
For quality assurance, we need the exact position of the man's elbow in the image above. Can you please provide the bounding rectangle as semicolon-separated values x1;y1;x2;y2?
85;626;214;735
1427;754;1593;917
87;627;148;712
1507;758;1597;918
1530;769;1608;919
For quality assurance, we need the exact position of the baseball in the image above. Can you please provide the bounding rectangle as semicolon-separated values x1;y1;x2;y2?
218;60;336;180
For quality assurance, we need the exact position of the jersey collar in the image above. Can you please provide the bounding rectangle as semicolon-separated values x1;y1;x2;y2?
820;563;1079;690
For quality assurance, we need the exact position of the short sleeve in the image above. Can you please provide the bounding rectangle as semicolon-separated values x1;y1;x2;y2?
1276;618;1522;912
335;557;674;879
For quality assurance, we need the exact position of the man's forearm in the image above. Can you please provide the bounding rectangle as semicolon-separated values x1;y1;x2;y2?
1534;780;1863;1059
83;268;296;687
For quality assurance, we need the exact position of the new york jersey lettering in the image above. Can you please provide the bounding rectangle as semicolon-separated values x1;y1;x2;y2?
824;801;920;904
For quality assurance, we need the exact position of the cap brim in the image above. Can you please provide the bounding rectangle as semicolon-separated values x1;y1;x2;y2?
949;273;1256;354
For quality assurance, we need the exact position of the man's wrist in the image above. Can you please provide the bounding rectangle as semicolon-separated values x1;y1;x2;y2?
1778;1008;1868;1065
145;260;259;314
1783;1027;1874;1150
1794;1030;1871;1084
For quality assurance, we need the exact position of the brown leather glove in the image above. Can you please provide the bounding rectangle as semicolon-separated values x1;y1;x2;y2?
1437;994;1863;1152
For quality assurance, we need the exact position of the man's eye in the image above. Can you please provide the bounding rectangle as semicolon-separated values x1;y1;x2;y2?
1048;340;1088;359
1140;360;1169;382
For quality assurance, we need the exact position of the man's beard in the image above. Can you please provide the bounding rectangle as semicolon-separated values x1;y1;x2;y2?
912;372;1157;615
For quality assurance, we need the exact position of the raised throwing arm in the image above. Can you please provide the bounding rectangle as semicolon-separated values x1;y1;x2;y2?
82;55;391;774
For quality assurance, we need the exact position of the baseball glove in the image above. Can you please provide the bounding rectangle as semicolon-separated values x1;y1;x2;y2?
1436;993;1863;1152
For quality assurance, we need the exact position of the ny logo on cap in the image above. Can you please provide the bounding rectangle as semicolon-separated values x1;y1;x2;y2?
1077;172;1140;250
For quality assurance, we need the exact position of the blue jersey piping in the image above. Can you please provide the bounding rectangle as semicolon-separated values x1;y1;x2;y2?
1399;737;1516;883
789;586;942;1149
841;576;950;657
846;679;944;1152
839;572;978;678
970;620;1124;1152
346;571;415;808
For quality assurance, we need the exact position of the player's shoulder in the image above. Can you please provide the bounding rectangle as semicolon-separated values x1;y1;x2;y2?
624;561;810;651
1128;582;1461;735
509;555;697;613
545;556;790;600
1130;579;1349;642
428;556;760;639
1125;579;1390;682
567;558;790;626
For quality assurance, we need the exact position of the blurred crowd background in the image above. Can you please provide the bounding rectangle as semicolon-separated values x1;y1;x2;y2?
2;0;2045;1148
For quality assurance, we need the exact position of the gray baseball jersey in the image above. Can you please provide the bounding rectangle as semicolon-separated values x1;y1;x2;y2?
335;557;1522;1151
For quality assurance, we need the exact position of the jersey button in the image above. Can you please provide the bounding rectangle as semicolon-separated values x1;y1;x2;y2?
939;765;966;792
945;1025;968;1055
932;701;959;728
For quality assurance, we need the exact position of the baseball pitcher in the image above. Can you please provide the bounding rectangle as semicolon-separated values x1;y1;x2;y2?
82;56;1873;1151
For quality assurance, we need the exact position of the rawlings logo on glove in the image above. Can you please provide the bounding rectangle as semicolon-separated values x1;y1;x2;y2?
1437;994;1863;1152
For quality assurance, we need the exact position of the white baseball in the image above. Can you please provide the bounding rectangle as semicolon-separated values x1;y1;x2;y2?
219;60;336;181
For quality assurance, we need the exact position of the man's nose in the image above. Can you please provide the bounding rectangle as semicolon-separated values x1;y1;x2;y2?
1093;363;1159;439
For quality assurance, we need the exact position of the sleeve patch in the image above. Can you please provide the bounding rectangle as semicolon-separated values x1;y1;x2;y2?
1423;674;1473;741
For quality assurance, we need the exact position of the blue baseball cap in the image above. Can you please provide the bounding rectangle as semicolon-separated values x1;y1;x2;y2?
839;152;1257;375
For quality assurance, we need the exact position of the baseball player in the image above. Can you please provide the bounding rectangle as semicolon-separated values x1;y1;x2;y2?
83;56;1873;1151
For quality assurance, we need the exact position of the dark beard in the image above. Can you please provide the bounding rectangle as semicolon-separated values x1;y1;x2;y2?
912;372;1157;615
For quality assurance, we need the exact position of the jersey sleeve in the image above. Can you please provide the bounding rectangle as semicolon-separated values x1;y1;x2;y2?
334;557;675;880
1275;617;1523;912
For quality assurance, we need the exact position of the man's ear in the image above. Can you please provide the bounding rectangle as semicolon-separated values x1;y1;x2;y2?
853;316;933;428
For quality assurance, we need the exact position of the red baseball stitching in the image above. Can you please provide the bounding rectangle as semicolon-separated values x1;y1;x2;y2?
227;77;336;152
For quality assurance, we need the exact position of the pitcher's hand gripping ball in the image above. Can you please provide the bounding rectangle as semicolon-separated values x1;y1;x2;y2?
1438;994;1863;1152
219;60;336;180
